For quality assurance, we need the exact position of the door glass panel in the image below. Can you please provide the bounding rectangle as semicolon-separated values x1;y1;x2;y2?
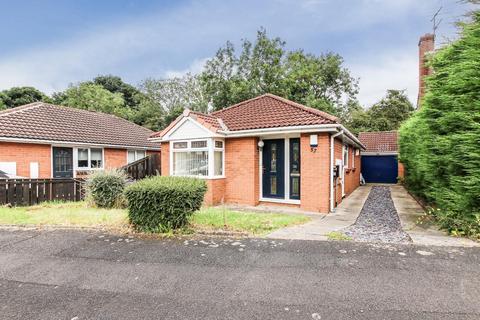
291;177;300;198
270;176;277;195
271;144;277;172
290;138;301;200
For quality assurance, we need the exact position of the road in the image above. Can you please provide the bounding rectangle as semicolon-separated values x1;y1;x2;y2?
0;228;479;319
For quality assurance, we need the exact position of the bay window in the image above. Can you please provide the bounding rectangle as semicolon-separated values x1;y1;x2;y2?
77;148;103;169
171;139;224;178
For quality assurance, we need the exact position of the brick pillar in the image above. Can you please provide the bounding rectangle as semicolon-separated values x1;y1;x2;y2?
160;142;169;176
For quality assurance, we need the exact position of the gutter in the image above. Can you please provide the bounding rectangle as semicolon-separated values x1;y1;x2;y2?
330;130;343;213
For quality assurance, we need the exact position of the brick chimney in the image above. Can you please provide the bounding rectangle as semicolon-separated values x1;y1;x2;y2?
417;33;435;107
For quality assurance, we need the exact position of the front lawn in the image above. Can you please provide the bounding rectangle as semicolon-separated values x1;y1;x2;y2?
0;201;310;236
191;207;310;236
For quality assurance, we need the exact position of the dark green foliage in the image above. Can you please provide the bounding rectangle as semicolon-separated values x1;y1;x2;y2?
399;11;480;239
86;170;127;208
0;86;51;109
93;75;143;109
346;90;414;134
124;176;207;232
200;28;358;115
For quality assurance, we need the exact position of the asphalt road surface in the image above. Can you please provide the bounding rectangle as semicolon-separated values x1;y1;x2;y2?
0;228;479;319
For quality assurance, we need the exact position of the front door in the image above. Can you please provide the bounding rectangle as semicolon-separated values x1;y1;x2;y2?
53;147;73;178
262;139;285;199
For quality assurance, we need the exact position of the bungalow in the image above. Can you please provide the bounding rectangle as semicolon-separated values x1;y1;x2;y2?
0;102;160;179
150;94;365;213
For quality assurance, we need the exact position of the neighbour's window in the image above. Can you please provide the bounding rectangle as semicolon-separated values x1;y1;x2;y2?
77;148;89;168
127;150;147;164
77;148;103;169
171;139;224;177
343;145;349;168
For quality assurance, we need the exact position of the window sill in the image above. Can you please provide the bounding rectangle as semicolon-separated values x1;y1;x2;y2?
171;174;225;180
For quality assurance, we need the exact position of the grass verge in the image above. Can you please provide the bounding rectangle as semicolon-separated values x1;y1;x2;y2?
0;201;310;236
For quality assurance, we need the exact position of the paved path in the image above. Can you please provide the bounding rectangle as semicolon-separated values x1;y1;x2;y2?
268;184;479;247
267;186;371;241
391;185;479;247
1;228;480;319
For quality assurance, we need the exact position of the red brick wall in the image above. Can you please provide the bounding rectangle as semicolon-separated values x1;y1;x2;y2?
224;137;259;206
160;142;170;176
398;161;405;179
300;133;330;213
334;139;361;207
0;142;51;178
204;178;226;206
104;148;127;169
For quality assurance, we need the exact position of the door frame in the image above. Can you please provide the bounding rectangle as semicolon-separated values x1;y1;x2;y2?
259;136;301;204
52;146;74;178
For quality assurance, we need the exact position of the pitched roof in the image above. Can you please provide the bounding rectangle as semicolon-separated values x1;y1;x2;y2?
0;103;159;149
358;131;398;153
150;109;224;139
211;94;338;131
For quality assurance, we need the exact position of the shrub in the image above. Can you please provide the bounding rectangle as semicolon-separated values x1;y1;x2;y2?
399;11;480;239
124;176;207;232
86;169;127;208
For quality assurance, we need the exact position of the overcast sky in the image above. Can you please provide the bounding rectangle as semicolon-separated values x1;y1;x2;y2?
0;0;472;107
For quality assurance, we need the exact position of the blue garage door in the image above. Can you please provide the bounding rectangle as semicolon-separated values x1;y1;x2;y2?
361;155;398;183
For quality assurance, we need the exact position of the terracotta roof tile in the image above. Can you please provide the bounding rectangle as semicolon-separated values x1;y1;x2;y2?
358;131;398;153
0;103;160;149
211;94;338;131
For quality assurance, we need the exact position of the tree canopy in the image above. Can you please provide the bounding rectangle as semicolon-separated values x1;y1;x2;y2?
346;90;414;134
0;86;51;110
399;9;480;239
200;28;359;115
53;82;132;119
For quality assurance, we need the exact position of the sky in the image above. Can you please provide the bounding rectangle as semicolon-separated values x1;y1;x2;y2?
0;0;472;107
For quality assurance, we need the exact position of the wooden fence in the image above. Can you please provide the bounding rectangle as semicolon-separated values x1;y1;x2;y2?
122;154;161;180
0;178;85;206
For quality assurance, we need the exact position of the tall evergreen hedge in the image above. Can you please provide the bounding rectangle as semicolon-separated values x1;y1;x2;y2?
399;10;480;239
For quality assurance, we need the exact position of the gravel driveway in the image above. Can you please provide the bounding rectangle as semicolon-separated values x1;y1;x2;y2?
343;186;411;243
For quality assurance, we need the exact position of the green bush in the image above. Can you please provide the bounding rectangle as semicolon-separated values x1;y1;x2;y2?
399;11;480;239
86;169;127;208
124;176;207;232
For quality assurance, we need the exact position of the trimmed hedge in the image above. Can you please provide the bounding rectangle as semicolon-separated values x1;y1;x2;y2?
399;11;480;239
124;176;207;232
86;169;127;208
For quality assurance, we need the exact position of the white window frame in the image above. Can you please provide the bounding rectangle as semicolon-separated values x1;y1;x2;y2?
127;149;147;164
352;148;355;168
169;138;225;179
76;147;104;170
343;145;349;169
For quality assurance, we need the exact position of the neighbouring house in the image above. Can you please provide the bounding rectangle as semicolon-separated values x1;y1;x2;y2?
150;94;365;213
358;131;404;183
0;103;160;179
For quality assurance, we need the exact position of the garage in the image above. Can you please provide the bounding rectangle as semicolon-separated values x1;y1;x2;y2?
358;131;402;184
361;155;398;183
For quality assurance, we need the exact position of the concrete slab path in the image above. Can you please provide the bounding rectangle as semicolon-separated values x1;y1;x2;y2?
266;186;371;241
391;185;479;247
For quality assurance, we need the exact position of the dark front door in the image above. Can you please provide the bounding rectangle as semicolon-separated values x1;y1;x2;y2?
262;139;285;199
53;147;73;178
289;138;301;199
